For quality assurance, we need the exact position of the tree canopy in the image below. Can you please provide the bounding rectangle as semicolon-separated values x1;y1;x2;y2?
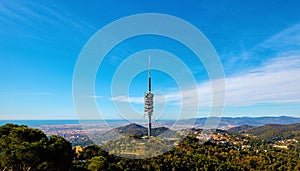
0;124;73;171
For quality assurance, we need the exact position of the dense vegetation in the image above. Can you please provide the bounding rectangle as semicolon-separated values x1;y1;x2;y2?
72;135;300;171
1;123;300;171
0;124;73;171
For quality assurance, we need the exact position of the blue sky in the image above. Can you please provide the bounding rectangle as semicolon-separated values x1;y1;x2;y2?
1;0;300;120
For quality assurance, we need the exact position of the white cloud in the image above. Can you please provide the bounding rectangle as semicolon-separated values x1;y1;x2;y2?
259;24;300;52
91;95;102;99
226;55;300;105
110;96;144;104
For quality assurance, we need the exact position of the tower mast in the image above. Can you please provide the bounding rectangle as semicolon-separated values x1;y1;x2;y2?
145;56;153;137
148;55;151;93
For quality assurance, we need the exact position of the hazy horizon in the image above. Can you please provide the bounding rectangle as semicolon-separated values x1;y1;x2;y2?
1;115;299;121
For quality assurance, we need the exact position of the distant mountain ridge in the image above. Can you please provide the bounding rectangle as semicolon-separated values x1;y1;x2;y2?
228;123;300;140
227;124;255;133
178;116;300;129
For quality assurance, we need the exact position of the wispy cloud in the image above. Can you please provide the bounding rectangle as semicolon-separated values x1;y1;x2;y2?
110;96;144;104
0;1;95;42
259;24;300;53
0;92;52;96
225;55;300;105
91;95;103;99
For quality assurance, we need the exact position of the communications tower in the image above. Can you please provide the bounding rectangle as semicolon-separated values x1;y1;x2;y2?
144;56;153;137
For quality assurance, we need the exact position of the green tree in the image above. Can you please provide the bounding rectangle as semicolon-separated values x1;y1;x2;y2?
0;124;73;171
0;124;47;170
78;145;108;160
41;135;73;170
87;156;107;171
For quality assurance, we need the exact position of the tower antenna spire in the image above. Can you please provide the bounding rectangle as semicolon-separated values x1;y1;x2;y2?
148;55;151;92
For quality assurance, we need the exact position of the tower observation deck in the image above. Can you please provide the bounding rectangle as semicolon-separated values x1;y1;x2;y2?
144;56;153;137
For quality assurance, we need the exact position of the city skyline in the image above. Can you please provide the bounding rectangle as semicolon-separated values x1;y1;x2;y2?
1;0;300;120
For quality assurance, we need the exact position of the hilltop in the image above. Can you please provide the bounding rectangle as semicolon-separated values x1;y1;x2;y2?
112;123;175;137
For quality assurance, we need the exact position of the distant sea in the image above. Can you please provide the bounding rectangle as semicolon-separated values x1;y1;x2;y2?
0;119;175;127
0;120;129;127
